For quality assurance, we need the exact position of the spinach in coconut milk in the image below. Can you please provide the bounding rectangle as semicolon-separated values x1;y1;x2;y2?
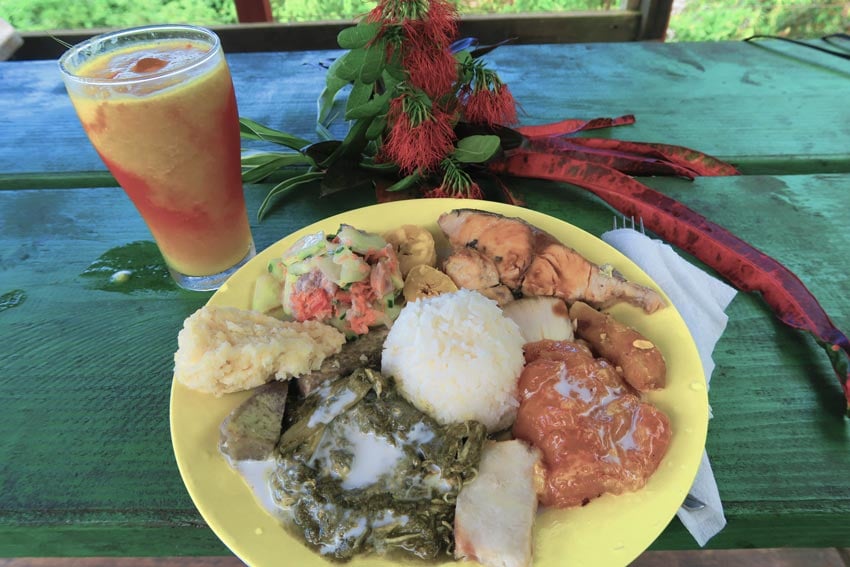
271;368;486;561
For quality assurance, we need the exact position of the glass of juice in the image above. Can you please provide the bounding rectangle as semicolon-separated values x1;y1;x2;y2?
58;25;255;291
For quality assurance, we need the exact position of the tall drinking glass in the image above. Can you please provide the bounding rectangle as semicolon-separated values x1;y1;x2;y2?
59;25;255;291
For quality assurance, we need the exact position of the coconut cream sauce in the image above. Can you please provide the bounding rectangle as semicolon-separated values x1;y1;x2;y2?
227;417;440;556
311;419;405;490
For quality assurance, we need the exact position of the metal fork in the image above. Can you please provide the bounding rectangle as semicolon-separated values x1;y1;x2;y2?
612;214;646;234
682;493;706;512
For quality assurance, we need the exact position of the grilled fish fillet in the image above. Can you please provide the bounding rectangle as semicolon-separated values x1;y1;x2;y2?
438;209;664;313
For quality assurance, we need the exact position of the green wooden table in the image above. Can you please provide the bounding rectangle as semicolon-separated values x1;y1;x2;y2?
1;40;849;558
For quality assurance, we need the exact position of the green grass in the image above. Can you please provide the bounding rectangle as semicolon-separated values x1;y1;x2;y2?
2;0;847;41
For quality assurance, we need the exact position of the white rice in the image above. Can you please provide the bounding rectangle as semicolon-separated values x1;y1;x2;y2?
381;289;525;432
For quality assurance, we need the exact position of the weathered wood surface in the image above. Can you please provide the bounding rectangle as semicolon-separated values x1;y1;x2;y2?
1;172;849;555
1;41;849;184
1;41;850;558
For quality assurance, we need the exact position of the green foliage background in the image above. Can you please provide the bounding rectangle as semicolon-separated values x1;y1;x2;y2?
669;0;848;41
1;0;847;40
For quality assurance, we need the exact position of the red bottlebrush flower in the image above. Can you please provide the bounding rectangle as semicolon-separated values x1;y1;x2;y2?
425;0;458;45
461;82;518;126
403;42;458;99
424;180;483;199
384;96;456;174
424;160;484;199
368;0;431;25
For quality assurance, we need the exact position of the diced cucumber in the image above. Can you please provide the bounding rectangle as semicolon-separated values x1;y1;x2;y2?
386;255;404;290
337;254;370;287
287;259;314;277
268;258;286;280
382;292;402;322
282;231;327;266
335;224;387;255
252;272;282;313
281;273;299;317
313;254;343;284
327;309;351;334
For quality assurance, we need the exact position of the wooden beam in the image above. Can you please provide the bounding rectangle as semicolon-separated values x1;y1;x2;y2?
234;0;274;23
12;12;642;60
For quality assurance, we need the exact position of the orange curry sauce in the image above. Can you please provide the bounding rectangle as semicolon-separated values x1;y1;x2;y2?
513;340;672;508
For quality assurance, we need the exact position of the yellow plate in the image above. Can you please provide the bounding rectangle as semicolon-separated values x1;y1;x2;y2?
171;199;708;567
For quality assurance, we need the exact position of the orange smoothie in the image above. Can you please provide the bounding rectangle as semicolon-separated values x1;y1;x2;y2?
66;40;252;277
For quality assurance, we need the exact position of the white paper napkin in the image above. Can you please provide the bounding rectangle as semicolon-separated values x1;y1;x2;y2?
601;227;737;547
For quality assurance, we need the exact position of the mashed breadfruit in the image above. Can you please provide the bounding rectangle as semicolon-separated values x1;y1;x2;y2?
174;305;345;396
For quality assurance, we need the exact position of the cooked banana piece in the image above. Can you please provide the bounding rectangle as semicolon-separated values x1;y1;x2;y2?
403;264;458;302
383;224;438;277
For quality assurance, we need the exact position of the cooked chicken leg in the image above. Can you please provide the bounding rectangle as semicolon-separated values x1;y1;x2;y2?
438;209;664;313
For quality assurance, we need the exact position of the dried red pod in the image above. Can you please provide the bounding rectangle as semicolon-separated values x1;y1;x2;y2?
490;149;850;415
516;115;636;138
526;137;698;179
567;137;740;177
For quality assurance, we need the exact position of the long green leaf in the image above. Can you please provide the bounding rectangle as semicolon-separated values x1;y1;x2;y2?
316;121;335;141
241;151;305;167
317;75;351;126
239;118;311;150
257;171;325;220
385;172;421;192
360;160;397;172
320;116;374;168
241;154;313;184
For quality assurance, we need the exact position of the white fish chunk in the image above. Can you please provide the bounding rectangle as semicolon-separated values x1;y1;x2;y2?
454;440;542;567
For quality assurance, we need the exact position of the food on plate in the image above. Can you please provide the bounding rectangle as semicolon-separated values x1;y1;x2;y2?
402;264;458;302
503;296;574;343
173;305;345;396
383;224;438;277
454;440;542;567
513;340;672;508
255;224;404;335
570;300;666;391
185;208;686;565
296;327;389;396
270;368;487;561
219;381;289;461
438;209;665;313
381;289;525;433
443;246;515;306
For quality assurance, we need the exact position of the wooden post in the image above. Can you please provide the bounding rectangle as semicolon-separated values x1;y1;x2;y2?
234;0;274;23
621;0;673;40
0;18;23;60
